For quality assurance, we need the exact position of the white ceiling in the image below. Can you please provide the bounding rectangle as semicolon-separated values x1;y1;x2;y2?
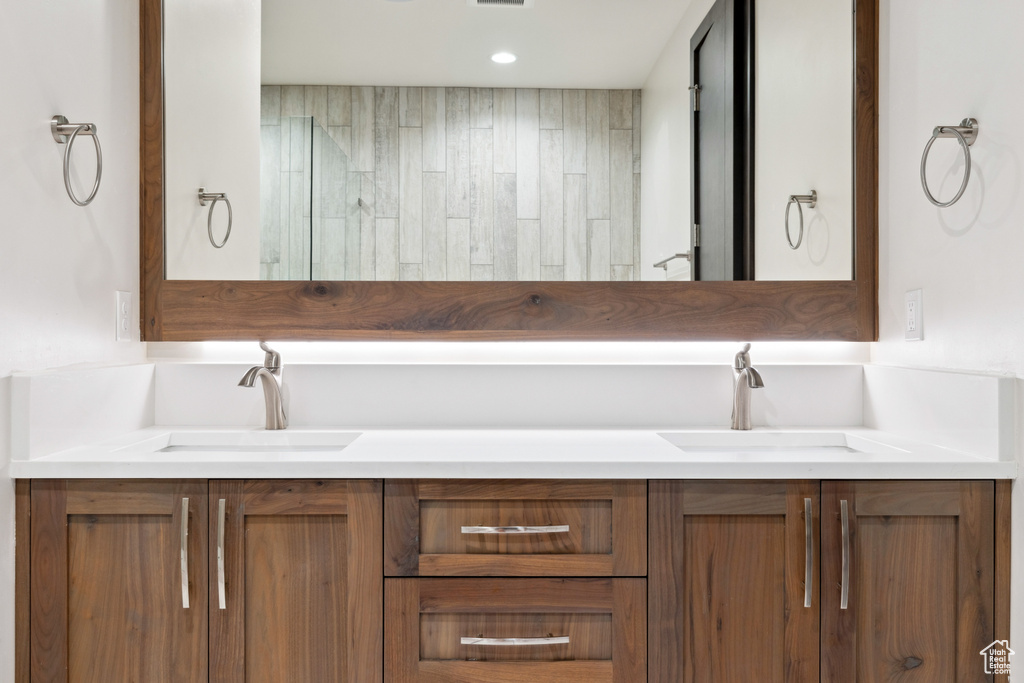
261;0;694;89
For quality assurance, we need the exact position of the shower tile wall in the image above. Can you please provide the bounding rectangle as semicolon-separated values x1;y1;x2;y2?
259;104;354;280
262;85;642;281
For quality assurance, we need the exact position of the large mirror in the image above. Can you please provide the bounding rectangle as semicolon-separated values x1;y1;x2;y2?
162;0;851;283
140;0;876;340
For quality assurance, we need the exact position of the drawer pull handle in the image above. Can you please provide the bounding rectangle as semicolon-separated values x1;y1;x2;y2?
804;497;813;608
461;525;570;535
461;636;570;646
217;498;227;610
180;497;190;609
840;499;850;610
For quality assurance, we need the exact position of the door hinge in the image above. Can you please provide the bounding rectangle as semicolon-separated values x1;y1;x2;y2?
693;223;701;248
688;84;702;112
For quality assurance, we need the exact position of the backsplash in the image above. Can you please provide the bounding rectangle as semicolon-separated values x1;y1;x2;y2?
261;85;642;281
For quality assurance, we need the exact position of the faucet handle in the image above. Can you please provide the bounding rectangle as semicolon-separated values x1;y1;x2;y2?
259;341;281;372
733;342;752;371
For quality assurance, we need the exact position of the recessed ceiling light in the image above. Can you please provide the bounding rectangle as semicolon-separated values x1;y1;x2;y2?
491;52;517;64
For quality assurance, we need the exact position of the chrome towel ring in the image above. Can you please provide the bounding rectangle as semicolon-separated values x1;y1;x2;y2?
51;115;102;207
785;191;817;249
198;188;233;248
920;118;978;208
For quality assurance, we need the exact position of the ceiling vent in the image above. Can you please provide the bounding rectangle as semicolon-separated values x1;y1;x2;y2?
468;0;535;7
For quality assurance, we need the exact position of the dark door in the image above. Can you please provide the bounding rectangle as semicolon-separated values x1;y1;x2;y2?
691;0;752;281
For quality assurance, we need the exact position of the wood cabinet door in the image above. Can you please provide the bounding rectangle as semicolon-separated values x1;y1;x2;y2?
385;577;646;683
30;480;209;683
822;481;995;683
385;480;646;577
209;479;383;683
649;480;820;683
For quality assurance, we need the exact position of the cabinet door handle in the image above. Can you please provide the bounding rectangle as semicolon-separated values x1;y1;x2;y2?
461;636;570;646
180;497;190;609
840;499;850;610
461;525;570;534
217;498;227;610
804;497;813;608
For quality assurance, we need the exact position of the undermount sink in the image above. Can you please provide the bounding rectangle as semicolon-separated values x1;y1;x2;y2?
658;431;906;455
116;430;362;456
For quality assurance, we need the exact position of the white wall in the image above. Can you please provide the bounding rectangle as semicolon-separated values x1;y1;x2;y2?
164;0;261;280
640;0;714;281
873;0;1024;647
0;0;149;677
642;0;853;281
754;0;851;280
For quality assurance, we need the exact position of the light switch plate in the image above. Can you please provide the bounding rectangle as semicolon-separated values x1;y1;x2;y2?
116;291;132;342
905;289;923;341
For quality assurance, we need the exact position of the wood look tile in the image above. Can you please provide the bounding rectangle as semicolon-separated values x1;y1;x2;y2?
346;171;363;279
261;86;281;123
540;89;563;130
399;87;423;127
328;126;352;162
587;90;610;220
611;264;634;281
423;173;448;281
588;219;610;281
399;126;423;265
328;85;352;126
609;90;633;130
447;218;472;281
374;87;400;218
422;87;446;172
564;174;587;280
305;86;328;126
351;86;375;172
358;173;376;279
494;173;517;280
470;88;493;129
446;87;471;218
470;264;494;281
493;88;517;174
517;220;541;280
375;217;399;280
281;85;304;117
540;129;564;266
610;129;634;265
563;90;587;174
541;265;565;281
470;129;494;265
633;173;642;276
260;126;282;265
516;88;541;220
399;263;422;281
632;90;642;173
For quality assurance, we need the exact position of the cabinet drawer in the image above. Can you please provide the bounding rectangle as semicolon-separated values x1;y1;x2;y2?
385;480;646;576
385;578;646;683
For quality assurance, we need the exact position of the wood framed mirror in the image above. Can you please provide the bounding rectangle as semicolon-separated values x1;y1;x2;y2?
140;0;876;341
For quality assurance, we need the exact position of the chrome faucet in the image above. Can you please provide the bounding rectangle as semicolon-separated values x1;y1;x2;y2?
731;343;764;430
239;342;287;430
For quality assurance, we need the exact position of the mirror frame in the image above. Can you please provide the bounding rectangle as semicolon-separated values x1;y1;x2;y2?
140;0;877;341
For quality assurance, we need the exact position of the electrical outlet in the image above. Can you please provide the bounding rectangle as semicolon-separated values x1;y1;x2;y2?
116;291;132;342
905;289;923;341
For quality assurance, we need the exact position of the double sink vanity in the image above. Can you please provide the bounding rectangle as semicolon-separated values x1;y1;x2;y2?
11;359;1015;682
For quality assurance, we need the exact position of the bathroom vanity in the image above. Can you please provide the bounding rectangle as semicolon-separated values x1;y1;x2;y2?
10;362;1015;681
18;474;1010;682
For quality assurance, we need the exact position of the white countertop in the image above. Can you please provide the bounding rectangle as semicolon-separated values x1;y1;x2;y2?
8;426;1016;480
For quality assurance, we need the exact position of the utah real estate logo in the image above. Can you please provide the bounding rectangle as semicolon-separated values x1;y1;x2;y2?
980;640;1014;676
